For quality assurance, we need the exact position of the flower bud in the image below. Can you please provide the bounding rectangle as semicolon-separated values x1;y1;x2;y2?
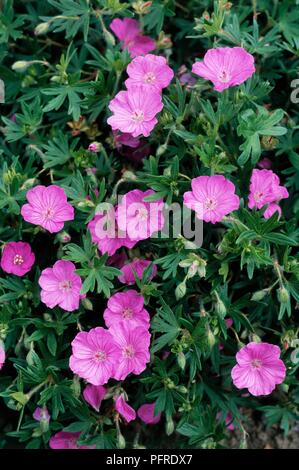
57;231;71;243
175;281;186;300
166;416;174;436
34;22;50;35
177;351;186;370
117;432;126;449
81;297;93;311
277;287;290;304
12;61;31;72
156;144;167;156
251;289;268;301
88;142;101;153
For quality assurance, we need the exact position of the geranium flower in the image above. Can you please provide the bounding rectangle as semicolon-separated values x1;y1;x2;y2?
137;403;161;424
33;407;50;423
83;384;107;412
1;241;35;277
192;47;255;92
116;189;165;240
110;18;155;57
107;85;163;137
118;259;157;285
21;185;74;233
115;394;136;423
49;432;95;449
38;260;82;312
69;327;120;386
125;54;174;92
104;290;150;328
231;342;286;396
248;169;289;218
183;175;240;224
109;321;151;381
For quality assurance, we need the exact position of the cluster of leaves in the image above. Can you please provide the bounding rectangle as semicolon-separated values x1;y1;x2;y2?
0;0;298;449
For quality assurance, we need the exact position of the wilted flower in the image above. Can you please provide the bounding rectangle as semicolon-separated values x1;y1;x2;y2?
115;394;136;423
1;242;35;277
83;384;107;412
21;185;74;233
38;260;82;312
231;342;286;396
183;175;240;224
33;407;50;423
192;47;255;92
137;403;161;424
107;85;163;137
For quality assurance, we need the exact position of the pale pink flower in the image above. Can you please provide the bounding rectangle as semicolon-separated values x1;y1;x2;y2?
107;85;163;138
119;259;157;284
231;342;286;396
49;432;95;449
109;321;151;381
33;407;50;423
104;290;150;328
69;327;120;386
0;342;5;371
125;54;174;92
110;18;155;58
115;394;136;423
248;169;289;217
1;241;35;277
183;175;240;224
192;47;255;92
88;210;137;256
83;384;107;412
38;260;82;312
21;185;74;233
137;403;161;424
116;189;165;240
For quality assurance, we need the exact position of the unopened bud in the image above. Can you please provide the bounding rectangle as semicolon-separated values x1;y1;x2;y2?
277;287;289;304
117;432;126;449
88;142;101;153
81;297;93;311
215;298;226;318
177;351;186;370
175;281;186;300
57;231;71;243
12;61;31;73
34;22;49;35
166;416;174;436
156;144;167;156
251;289;268;301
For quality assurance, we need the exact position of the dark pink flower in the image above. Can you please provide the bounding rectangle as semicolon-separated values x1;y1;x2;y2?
83;384;107;412
110;18;155;58
1;241;35;277
231;342;286;396
192;47;255;92
38;260;82;312
0;342;5;371
21;185;74;233
104;290;150;328
137;403;161;424
109;321;151;381
115;394;136;423
107;85;163;137
114;132;141;149
33;407;50;423
69;327;120;386
183;175;240;224
49;432;95;449
119;259;157;284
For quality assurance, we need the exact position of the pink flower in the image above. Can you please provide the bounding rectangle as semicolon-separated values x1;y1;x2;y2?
69;327;120;386
231;342;286;396
107;85;163;138
1;242;35;277
0;342;5;371
83;384;107;412
248;169;289;217
109;321;151;381
137;403;161;424
49;432;95;449
192;47;255;92
225;318;233;328
119;259;157;284
107;251;128;268
88;210;137;257
116;189;165;240
88;142;100;152
38;260;82;312
33;407;50;423
21;185;74;233
125;54;174;92
110;18;155;58
104;290;150;328
115;394;136;423
183;175;240;224
217;412;234;431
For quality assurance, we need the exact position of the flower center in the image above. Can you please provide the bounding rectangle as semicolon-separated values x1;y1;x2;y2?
59;280;72;292
123;344;135;359
144;72;156;84
254;191;264;202
43;208;55;220
136;207;148;220
204;197;217;210
122;307;133;319
13;254;24;265
94;350;107;362
218;70;230;83
131;110;144;123
251;359;263;369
